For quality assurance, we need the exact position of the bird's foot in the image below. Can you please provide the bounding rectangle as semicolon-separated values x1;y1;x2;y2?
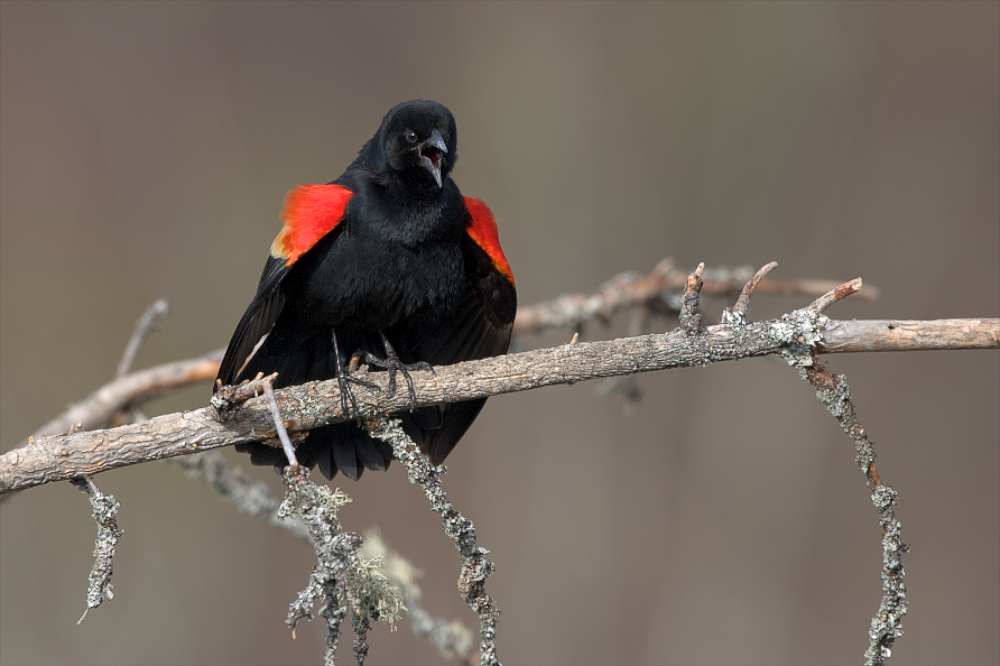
362;333;433;410
333;334;379;425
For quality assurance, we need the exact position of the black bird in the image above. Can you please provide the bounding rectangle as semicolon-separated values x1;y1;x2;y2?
216;100;516;480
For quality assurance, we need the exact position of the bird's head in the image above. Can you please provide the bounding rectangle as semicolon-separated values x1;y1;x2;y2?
378;100;458;189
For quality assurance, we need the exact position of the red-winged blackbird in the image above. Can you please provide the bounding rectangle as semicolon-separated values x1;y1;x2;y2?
216;100;516;480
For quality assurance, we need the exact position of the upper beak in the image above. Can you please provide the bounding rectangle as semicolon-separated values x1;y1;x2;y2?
418;129;448;188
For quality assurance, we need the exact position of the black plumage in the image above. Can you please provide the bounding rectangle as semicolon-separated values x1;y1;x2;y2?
216;100;516;480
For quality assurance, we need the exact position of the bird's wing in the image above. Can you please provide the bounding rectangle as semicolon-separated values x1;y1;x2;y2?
216;183;354;387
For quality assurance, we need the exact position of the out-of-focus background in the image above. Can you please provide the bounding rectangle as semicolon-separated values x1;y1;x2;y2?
2;3;997;665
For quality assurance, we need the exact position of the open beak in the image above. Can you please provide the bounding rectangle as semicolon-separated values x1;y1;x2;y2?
418;129;448;188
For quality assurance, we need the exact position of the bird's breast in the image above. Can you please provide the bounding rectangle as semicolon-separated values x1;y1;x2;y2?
296;234;465;331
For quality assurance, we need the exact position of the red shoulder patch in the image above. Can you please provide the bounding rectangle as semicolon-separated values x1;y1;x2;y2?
463;197;514;286
270;184;353;266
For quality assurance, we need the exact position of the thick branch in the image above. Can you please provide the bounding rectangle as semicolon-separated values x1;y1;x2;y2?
3;314;997;495
0;314;810;494
17;316;989;456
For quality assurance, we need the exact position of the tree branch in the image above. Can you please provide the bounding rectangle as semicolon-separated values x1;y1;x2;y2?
277;465;405;666
70;476;124;624
0;312;812;493
116;298;170;379
510;258;877;335
816;318;999;353
3;310;997;496
367;417;500;666
798;356;909;665
27;349;223;442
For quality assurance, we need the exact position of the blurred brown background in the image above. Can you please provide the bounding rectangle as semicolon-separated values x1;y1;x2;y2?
1;2;997;665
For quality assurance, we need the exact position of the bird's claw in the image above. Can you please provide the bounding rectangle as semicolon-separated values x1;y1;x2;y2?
333;333;379;425
363;333;433;410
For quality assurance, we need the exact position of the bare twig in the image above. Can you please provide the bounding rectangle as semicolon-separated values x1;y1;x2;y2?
511;258;876;335
367;417;500;666
117;299;170;379
263;379;299;468
726;261;780;321
678;262;705;335
70;477;124;624
808;278;864;313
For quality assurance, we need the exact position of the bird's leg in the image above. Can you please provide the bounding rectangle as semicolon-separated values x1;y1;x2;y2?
361;332;433;411
332;331;378;424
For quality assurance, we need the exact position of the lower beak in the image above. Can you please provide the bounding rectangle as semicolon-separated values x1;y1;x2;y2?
419;129;447;188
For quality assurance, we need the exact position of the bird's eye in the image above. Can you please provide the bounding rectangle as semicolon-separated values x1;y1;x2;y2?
405;130;418;144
